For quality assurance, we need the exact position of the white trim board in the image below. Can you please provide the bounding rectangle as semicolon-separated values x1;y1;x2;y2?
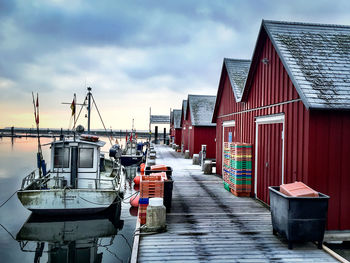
254;114;285;197
222;120;236;176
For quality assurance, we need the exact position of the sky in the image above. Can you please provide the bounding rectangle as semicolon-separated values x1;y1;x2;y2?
1;0;350;130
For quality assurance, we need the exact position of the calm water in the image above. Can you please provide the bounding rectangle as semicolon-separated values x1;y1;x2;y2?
0;136;138;263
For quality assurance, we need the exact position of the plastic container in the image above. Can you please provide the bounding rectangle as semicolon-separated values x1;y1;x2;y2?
269;186;329;249
280;182;318;197
146;198;166;232
145;166;173;212
145;166;173;176
151;164;167;171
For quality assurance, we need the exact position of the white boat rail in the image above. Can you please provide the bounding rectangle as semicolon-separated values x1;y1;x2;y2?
21;170;119;190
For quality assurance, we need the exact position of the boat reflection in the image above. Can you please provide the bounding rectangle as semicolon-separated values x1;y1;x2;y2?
16;204;124;263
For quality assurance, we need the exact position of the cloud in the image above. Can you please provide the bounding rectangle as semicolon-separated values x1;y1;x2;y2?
1;0;350;130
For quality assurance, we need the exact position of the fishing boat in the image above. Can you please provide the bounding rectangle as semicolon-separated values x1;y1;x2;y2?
120;138;144;166
118;121;145;166
17;88;123;215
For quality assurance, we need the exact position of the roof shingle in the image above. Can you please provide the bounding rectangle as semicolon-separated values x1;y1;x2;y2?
188;95;216;126
264;20;350;109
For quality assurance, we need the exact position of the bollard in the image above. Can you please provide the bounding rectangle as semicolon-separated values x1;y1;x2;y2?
201;145;207;171
204;160;212;174
145;198;166;232
184;150;190;159
192;154;200;165
147;159;156;166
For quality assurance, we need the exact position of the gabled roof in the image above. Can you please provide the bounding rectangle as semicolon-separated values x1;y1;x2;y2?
244;20;350;109
212;58;251;121
225;58;251;101
173;110;182;129
187;95;216;126
180;99;187;127
170;110;174;125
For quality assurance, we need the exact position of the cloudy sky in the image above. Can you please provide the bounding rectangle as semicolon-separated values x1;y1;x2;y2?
1;0;350;130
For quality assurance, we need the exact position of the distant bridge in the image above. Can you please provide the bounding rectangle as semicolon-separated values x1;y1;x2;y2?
0;127;169;140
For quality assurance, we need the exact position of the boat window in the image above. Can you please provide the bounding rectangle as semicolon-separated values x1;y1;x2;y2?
79;148;94;168
54;147;70;168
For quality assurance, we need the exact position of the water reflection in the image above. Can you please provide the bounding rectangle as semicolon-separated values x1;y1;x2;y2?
16;204;124;263
0;137;138;262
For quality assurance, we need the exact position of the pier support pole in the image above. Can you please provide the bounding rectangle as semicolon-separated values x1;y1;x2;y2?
163;128;166;144
155;126;158;144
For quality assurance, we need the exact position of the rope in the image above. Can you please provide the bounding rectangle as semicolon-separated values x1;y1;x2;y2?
0;223;16;240
0;190;18;208
91;94;113;146
122;191;139;204
73;95;88;129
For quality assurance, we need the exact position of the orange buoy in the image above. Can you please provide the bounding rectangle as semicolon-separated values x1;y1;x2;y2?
129;206;138;216
133;175;140;185
130;193;140;207
133;184;140;191
140;163;145;172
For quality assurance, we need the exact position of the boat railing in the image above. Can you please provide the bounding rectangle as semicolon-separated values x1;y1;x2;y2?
75;177;118;190
21;169;45;190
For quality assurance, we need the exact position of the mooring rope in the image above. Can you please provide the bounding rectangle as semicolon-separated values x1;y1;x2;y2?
0;190;18;208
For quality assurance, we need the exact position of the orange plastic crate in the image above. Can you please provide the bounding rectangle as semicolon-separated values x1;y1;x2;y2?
280;182;319;197
149;172;167;181
151;164;168;171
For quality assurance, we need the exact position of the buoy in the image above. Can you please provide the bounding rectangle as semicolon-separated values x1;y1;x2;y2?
129;206;138;216
133;184;140;191
140;163;145;172
133;175;140;185
130;193;140;207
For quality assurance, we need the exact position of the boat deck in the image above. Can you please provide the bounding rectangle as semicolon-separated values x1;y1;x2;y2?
136;144;337;263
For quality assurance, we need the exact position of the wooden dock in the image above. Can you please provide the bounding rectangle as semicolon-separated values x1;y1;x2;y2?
135;145;338;263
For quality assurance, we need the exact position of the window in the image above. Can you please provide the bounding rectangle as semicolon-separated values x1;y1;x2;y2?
79;148;94;168
54;147;70;168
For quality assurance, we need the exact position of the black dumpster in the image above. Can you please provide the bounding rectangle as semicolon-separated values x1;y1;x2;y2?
145;166;173;212
269;186;329;249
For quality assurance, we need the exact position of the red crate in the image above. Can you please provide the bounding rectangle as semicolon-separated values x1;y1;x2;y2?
280;182;318;197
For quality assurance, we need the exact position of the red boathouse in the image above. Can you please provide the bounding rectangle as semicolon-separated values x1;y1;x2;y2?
180;100;188;153
170;109;182;146
212;20;350;230
182;95;216;159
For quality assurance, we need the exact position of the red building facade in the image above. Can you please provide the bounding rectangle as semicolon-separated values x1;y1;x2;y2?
212;20;350;230
183;95;216;159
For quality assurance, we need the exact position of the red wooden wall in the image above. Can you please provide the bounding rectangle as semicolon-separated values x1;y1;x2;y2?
308;111;350;230
181;112;190;153
174;128;182;146
192;126;216;158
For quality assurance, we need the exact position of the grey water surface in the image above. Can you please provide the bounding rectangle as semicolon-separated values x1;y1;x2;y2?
0;136;137;263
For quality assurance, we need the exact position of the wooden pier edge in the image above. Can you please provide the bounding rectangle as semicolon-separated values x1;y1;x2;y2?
322;244;350;263
130;216;141;263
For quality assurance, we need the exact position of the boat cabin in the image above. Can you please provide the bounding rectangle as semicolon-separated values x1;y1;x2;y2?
49;135;106;189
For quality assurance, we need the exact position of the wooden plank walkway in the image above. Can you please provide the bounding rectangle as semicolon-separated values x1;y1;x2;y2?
137;145;338;263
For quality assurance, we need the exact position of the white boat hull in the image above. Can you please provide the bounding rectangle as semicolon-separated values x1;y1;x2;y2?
17;189;120;215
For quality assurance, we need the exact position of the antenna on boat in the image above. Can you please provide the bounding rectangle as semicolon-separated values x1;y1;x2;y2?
31;92;43;178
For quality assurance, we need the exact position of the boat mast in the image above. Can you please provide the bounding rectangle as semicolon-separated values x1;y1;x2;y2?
87;87;92;134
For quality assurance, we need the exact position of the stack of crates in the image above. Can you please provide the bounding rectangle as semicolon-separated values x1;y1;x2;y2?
222;142;252;197
223;142;231;191
230;143;252;196
138;172;167;224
